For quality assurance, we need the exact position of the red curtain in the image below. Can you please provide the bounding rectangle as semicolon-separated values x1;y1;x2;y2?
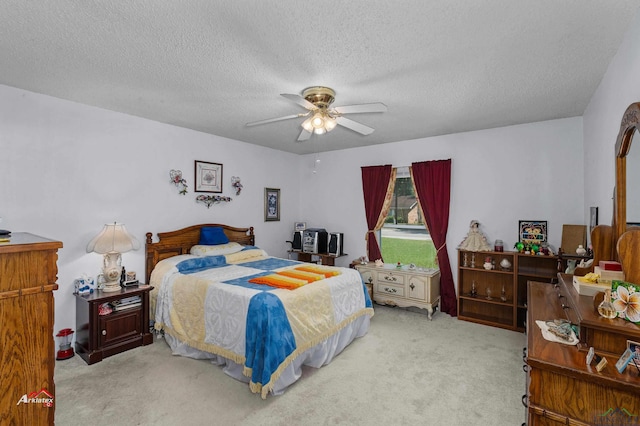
411;159;457;316
361;165;393;262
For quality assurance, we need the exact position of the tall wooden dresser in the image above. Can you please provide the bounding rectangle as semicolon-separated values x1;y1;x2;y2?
0;233;62;426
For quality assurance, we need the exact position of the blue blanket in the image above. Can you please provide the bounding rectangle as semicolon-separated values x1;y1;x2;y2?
244;292;297;388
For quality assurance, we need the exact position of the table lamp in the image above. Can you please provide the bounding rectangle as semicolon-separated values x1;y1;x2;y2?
86;222;140;292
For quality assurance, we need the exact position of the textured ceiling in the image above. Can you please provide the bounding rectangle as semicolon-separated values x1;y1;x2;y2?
1;1;639;155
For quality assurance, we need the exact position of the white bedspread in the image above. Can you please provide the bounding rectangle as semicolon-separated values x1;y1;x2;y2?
150;251;373;398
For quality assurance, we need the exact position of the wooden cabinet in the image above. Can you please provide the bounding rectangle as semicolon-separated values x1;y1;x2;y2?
75;285;153;364
457;250;557;331
515;253;558;330
355;263;440;319
525;278;640;425
0;233;62;426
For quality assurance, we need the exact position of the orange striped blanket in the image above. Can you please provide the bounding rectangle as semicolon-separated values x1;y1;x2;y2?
248;265;341;290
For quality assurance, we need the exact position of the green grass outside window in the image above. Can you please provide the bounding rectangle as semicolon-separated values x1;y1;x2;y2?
380;237;438;269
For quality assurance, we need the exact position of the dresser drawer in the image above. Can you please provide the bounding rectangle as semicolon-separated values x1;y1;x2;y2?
376;282;405;297
376;271;405;286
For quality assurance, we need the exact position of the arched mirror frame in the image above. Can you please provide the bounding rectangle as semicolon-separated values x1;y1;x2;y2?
614;102;640;245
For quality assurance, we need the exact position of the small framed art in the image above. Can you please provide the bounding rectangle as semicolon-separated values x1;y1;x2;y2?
294;222;306;231
194;161;223;193
590;207;599;234
519;220;548;245
615;348;635;373
265;188;280;222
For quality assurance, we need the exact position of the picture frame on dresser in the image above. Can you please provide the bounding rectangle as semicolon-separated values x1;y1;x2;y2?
615;348;635;373
194;160;223;193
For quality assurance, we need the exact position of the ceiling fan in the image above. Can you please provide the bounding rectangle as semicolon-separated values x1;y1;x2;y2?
246;86;387;141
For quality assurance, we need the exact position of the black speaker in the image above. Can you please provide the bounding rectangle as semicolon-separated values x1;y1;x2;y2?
291;231;303;251
328;232;344;256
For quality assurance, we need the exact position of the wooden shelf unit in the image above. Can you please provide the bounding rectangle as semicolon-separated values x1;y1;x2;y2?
457;250;558;331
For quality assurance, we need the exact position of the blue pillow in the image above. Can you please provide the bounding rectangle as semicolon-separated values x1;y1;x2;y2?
177;256;227;274
199;227;229;245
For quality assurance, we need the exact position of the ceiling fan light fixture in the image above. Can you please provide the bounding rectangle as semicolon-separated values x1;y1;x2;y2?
311;112;325;129
301;116;314;132
249;86;385;141
324;116;337;131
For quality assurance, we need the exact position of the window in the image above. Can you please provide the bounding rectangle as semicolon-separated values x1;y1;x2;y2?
380;167;437;268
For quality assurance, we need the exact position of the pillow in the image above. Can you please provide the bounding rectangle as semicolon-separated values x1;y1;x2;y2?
177;256;228;274
190;242;243;256
199;227;229;245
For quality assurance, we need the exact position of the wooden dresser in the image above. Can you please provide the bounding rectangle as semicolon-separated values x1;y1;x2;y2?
525;276;640;425
355;263;440;319
0;233;62;426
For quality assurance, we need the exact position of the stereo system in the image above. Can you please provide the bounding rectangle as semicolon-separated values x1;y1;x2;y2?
290;231;304;251
328;232;344;256
303;228;328;253
290;227;344;255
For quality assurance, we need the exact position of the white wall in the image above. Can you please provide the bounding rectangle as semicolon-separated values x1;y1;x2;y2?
583;10;640;228
0;84;300;333
5;7;640;338
299;118;585;282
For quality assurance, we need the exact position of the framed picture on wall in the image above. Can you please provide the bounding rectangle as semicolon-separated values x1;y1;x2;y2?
518;220;548;245
194;161;223;193
265;188;280;222
590;206;599;235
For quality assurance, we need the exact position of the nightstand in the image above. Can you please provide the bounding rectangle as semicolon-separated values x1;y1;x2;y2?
75;285;154;364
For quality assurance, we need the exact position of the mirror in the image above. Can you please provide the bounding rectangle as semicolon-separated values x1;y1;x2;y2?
614;102;640;244
627;128;640;226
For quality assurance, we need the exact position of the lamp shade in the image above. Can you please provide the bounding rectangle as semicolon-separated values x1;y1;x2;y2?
86;223;140;254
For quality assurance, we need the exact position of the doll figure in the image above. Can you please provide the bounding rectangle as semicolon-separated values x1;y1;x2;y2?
458;220;491;252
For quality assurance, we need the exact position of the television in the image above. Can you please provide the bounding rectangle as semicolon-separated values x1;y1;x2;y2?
303;228;328;253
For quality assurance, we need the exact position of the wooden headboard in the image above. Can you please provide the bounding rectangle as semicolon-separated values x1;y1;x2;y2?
145;224;255;283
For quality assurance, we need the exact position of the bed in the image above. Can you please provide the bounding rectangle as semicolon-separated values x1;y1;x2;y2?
145;224;373;398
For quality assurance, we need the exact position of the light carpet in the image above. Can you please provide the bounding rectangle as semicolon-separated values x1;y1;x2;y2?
55;305;526;425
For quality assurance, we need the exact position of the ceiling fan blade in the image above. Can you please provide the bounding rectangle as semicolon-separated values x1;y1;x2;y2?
246;112;308;127
335;116;375;135
281;93;317;110
333;102;387;114
297;128;312;142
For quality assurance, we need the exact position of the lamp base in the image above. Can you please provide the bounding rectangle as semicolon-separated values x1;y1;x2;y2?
101;280;122;292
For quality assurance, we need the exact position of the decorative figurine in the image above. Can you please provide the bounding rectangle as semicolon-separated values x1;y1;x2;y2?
458;220;491;252
483;256;493;270
170;170;188;195
500;258;512;270
231;176;243;196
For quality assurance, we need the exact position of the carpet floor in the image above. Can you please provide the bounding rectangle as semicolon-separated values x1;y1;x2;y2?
55;305;526;425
